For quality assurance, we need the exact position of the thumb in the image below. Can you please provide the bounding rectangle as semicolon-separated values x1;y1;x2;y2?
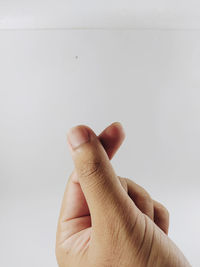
66;125;127;227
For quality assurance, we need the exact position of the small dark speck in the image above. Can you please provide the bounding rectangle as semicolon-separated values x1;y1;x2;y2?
75;56;78;59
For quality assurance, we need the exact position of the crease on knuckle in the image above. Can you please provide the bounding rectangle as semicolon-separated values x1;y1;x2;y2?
79;160;102;178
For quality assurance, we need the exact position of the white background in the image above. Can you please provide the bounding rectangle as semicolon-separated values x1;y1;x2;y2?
0;2;200;267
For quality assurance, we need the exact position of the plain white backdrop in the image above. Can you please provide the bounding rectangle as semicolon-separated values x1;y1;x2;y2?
0;8;200;267
1;0;200;29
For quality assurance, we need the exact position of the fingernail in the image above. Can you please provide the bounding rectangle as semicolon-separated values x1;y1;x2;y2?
67;126;90;150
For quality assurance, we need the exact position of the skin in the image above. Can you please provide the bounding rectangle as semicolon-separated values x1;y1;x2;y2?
56;122;191;267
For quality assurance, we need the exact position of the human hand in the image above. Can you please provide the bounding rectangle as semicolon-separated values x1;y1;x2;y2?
56;122;191;267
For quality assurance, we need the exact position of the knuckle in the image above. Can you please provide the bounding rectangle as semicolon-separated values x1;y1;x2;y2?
138;190;152;205
79;160;102;178
162;207;170;219
78;160;108;195
156;202;170;218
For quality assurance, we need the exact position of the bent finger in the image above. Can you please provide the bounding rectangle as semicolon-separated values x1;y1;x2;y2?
119;177;154;220
153;200;169;235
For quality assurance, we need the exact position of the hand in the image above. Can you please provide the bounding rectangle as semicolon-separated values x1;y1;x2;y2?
56;122;191;267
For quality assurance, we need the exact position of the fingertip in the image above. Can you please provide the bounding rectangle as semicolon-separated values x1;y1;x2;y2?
107;122;126;139
115;121;126;139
